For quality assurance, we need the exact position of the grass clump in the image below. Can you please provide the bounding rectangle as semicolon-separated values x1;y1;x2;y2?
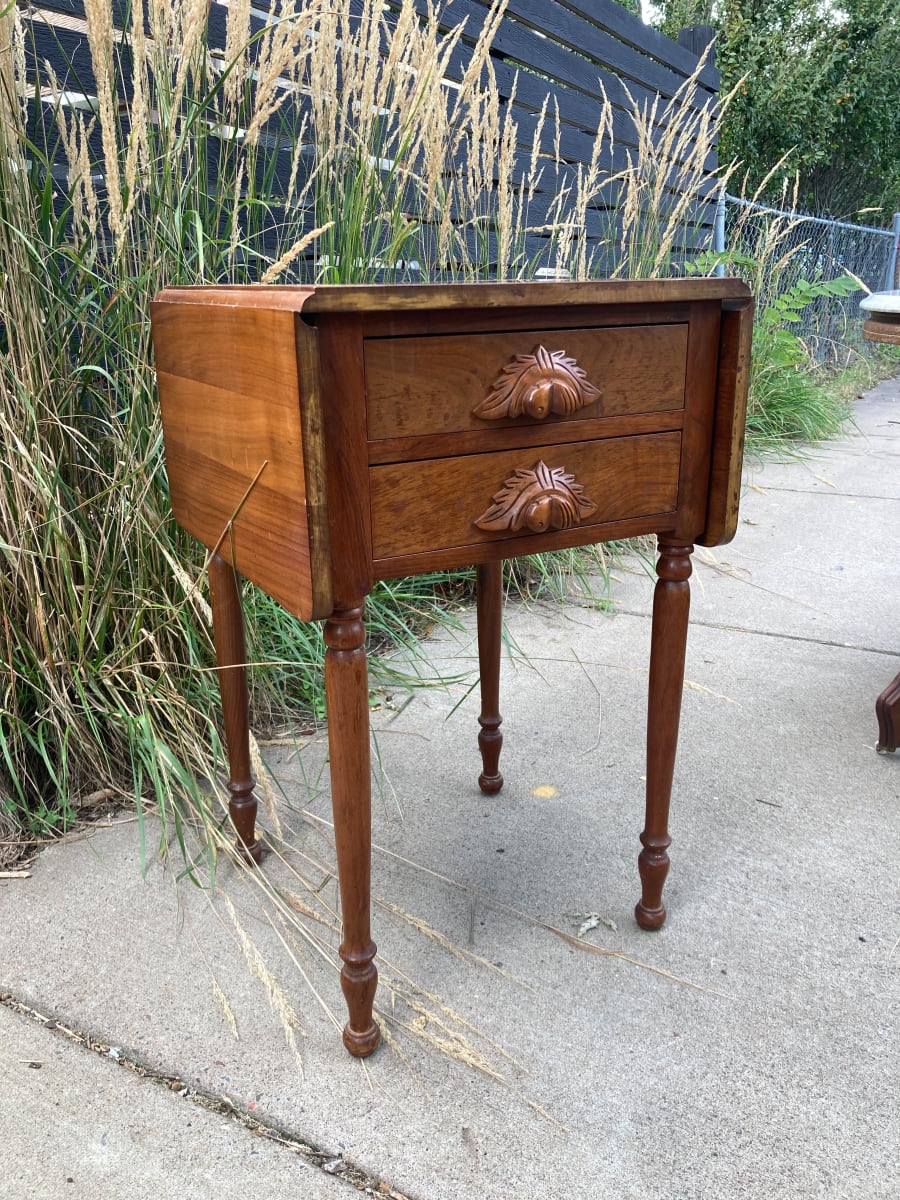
1;0;728;845
746;274;862;448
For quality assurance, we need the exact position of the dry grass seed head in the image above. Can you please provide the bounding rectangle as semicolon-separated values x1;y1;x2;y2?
122;0;150;226
0;5;26;125
247;729;283;838
82;0;124;246
449;0;508;130
243;3;317;148
211;976;240;1039
495;73;519;279
355;0;384;151
47;77;100;241
222;0;253;116
259;221;333;284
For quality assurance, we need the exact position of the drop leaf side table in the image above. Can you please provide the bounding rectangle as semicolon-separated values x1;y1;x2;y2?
151;279;753;1057
860;291;900;752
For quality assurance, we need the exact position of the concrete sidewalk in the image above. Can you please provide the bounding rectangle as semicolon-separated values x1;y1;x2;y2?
2;378;898;1199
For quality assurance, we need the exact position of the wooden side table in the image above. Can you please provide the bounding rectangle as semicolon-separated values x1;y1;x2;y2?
861;291;900;752
151;280;753;1056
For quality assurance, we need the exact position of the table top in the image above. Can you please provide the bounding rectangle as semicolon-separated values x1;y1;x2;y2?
861;290;900;313
156;277;751;313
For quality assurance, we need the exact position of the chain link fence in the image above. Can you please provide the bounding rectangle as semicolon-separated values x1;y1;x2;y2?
715;194;900;363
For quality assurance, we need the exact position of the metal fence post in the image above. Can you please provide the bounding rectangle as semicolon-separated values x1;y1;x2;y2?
887;212;900;291
714;188;726;276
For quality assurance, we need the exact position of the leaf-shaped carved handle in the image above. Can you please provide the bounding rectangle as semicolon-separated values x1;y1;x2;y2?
473;346;601;421
474;461;598;534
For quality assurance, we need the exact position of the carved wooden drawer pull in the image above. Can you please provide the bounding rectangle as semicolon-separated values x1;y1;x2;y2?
473;346;601;421
474;461;598;534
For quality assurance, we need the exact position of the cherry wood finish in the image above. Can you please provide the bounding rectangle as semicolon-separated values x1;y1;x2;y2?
151;279;753;1057
324;606;381;1056
364;322;687;439
476;561;504;795
207;554;263;865
474;461;598;534
152;297;331;620
473;345;602;421
698;298;755;548
636;541;693;929
875;676;900;753
369;432;681;562
861;312;900;754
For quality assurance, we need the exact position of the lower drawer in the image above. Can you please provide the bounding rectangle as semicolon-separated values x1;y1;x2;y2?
369;432;681;560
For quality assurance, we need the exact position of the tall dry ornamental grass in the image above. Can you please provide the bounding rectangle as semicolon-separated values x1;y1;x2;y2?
1;0;726;844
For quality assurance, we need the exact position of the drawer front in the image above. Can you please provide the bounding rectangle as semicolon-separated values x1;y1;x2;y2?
364;324;688;441
370;432;681;561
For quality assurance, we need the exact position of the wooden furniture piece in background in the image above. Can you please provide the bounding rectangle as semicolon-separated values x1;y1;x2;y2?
151;280;753;1056
861;291;900;752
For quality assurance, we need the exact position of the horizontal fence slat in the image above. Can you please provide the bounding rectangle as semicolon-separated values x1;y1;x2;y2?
550;0;719;86
393;0;715;120
497;0;717;105
378;1;718;175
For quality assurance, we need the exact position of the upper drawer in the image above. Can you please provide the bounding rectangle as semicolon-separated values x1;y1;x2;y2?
364;323;688;441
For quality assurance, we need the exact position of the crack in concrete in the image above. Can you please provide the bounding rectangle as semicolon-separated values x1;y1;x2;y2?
755;485;900;501
0;991;416;1200
608;608;900;658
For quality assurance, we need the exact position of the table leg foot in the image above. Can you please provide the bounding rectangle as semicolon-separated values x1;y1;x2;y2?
476;561;504;795
340;943;381;1057
231;802;264;865
635;834;671;930
478;710;504;794
876;671;900;753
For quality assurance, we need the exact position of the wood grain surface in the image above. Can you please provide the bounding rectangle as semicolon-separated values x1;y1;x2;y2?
697;296;754;547
151;299;332;620
369;431;681;560
364;322;688;440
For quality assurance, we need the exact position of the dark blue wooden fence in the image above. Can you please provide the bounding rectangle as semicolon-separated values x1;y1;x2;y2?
19;0;719;276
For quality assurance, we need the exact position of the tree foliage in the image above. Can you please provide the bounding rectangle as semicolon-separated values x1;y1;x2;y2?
654;1;715;41
651;0;900;221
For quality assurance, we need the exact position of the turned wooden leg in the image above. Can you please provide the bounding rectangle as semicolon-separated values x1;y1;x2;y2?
476;560;504;795
208;554;262;864
876;671;900;753
324;604;380;1057
635;539;693;931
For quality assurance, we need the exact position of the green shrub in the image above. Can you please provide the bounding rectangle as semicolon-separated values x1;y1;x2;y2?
747;275;861;447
